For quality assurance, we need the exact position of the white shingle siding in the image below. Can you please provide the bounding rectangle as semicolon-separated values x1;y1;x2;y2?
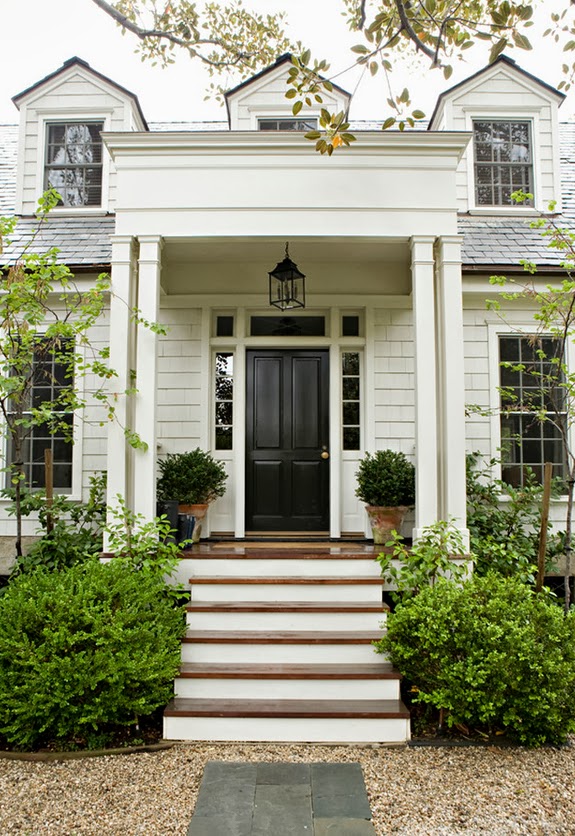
372;308;415;457
156;308;203;454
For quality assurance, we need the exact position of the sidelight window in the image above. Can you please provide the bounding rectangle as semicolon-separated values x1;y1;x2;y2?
215;352;234;450
342;352;361;450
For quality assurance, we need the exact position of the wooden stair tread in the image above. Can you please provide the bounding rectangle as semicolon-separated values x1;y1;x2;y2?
186;600;388;613
183;629;382;643
189;576;383;584
164;697;410;719
178;662;399;679
186;551;384;560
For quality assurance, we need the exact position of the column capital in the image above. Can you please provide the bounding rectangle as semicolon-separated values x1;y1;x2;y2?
436;235;463;263
410;236;435;266
110;235;138;264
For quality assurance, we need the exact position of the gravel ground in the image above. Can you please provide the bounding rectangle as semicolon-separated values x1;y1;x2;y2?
1;741;574;835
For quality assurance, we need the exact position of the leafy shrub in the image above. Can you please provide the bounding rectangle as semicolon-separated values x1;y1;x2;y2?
355;449;415;507
0;560;185;750
377;520;468;603
105;496;188;600
466;452;563;582
378;573;575;746
7;473;106;576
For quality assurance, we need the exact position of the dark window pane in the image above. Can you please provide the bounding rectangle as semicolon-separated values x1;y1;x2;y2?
215;426;233;450
342;378;360;400
250;316;325;337
342;315;360;337
216;402;233;425
343;402;360;425
53;464;72;488
342;353;360;375
343;427;360;450
216;316;234;337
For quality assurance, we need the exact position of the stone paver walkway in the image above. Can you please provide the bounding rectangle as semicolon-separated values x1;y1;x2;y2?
187;761;376;835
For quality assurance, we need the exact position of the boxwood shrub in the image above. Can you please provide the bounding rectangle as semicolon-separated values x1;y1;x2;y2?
377;573;575;746
0;560;185;750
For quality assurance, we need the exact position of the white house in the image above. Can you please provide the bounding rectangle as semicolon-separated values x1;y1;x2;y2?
1;53;573;743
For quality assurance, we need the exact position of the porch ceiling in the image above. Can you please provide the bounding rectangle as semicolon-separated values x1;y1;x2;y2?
162;237;410;267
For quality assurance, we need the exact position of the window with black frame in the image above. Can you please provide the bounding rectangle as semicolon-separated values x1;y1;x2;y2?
44;122;104;207
499;335;566;486
6;338;74;490
474;121;533;207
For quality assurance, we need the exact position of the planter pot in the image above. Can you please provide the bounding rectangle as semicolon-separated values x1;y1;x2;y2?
366;505;409;545
178;503;209;543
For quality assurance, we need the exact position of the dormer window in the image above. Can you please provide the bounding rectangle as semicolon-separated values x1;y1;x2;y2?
258;118;318;131
473;120;533;206
44;122;104;207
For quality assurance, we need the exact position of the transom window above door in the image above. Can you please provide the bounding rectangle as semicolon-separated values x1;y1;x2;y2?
44;122;104;207
473;120;533;206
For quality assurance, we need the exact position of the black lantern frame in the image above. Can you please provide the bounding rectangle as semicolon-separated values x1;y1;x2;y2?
268;242;306;310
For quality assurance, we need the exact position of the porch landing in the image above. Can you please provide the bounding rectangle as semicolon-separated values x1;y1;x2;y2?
164;540;410;745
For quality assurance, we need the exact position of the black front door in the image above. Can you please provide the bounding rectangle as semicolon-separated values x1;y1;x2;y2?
246;349;329;532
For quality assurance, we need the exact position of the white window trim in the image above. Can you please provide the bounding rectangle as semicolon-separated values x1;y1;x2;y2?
0;332;85;505
487;320;572;489
464;108;542;214
36;110;113;213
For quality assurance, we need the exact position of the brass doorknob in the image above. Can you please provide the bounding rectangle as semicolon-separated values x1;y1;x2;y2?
321;450;329;459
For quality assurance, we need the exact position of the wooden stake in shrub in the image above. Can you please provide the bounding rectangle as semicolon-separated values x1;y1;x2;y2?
44;448;54;536
536;462;553;594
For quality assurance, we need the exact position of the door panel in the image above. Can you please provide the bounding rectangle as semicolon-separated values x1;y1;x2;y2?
246;349;329;531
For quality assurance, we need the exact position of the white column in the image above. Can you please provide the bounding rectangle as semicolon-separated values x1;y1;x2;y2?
133;236;163;521
411;236;439;537
105;237;137;549
436;235;469;547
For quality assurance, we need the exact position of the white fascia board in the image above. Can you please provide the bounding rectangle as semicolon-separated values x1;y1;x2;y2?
18;67;125;109
103;130;471;163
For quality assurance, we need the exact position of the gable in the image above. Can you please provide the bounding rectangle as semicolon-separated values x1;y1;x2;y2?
225;55;350;131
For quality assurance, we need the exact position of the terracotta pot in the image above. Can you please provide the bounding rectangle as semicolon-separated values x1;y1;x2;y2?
365;505;409;545
178;503;209;543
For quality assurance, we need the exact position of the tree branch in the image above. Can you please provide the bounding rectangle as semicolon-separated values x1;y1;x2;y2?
393;0;438;63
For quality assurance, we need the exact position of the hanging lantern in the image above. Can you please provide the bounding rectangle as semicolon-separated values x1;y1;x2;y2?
268;242;306;310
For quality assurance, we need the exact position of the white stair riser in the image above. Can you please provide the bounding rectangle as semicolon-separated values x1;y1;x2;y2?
174;677;400;700
188;559;382;578
189;583;384;602
186;611;387;631
181;642;382;664
163;715;410;744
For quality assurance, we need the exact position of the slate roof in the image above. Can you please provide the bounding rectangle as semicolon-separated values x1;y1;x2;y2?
2;120;575;270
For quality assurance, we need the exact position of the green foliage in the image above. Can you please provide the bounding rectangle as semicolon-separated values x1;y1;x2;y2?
466;452;562;582
93;0;297;102
6;473;107;576
0;560;185;750
355;449;415;507
377;520;468;603
105;497;187;600
156;448;228;505
0;192;154;558
378;573;575;747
